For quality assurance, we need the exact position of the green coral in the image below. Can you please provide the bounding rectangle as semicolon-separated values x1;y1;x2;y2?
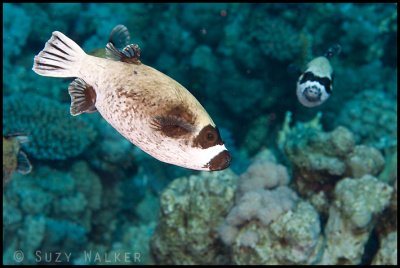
242;115;273;156
335;90;397;150
3;93;97;160
2;161;104;264
102;222;157;265
250;15;302;61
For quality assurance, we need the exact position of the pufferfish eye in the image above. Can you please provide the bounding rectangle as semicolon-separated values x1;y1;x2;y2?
207;131;215;141
193;125;223;149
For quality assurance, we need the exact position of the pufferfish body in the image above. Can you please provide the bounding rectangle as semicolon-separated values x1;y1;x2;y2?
296;45;341;107
32;25;231;171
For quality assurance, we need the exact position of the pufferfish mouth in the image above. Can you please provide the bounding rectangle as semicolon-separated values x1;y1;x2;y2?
303;85;322;102
207;150;231;171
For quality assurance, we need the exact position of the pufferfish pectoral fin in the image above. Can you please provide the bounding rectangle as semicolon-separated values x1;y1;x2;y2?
150;115;195;138
68;78;97;116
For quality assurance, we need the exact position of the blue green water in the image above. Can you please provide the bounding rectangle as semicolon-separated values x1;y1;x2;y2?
3;3;397;265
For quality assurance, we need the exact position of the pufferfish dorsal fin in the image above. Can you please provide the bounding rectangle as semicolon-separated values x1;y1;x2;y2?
105;24;141;65
106;43;141;64
108;24;131;50
68;78;97;116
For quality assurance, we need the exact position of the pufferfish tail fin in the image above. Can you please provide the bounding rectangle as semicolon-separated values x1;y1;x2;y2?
32;31;86;78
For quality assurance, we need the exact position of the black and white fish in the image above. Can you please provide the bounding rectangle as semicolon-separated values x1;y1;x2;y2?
296;44;341;107
32;25;231;171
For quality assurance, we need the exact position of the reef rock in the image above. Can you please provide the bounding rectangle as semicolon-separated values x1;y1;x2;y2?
372;231;397;265
280;112;386;215
218;149;323;264
319;175;393;264
150;169;239;265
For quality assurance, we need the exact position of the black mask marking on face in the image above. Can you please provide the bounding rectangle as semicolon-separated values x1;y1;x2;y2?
299;71;332;94
193;125;223;149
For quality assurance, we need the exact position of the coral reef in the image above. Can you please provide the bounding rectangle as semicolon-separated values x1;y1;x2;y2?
372;231;397;265
231;201;322;265
3;93;97;160
218;149;322;264
280;112;386;215
2;3;397;266
2;161;113;265
107;222;156;265
75;222;156;265
252;16;302;62
319;175;393;264
151;169;239;265
346;145;385;178
3;4;31;59
334;90;397;150
241;115;273;156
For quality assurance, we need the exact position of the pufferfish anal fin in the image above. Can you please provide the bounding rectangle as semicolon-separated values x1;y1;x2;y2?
17;150;32;175
106;43;141;65
68;78;97;116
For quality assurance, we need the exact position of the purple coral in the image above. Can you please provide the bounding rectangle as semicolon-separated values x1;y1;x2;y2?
218;149;298;246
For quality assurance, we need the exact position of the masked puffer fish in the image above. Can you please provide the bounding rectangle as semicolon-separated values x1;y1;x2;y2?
3;133;32;187
296;44;341;107
32;25;231;171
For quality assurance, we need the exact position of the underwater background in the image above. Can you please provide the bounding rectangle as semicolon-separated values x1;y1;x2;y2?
2;3;397;265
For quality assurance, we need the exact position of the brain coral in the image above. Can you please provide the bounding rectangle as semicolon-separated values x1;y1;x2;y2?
3;93;97;160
